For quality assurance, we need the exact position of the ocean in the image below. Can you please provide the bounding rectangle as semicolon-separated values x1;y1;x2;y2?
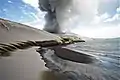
66;38;120;79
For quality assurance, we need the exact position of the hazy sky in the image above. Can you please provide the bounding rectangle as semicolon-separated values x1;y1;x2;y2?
0;0;120;38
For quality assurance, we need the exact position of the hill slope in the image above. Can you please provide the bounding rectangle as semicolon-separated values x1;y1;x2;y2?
0;18;64;80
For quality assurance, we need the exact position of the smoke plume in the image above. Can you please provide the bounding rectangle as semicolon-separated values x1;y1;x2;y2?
38;0;98;33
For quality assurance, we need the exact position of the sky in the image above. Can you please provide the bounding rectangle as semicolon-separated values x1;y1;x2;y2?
0;0;45;29
0;0;120;38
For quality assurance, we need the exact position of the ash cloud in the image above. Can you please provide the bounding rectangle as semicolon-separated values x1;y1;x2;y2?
38;0;77;33
38;0;62;33
38;0;98;33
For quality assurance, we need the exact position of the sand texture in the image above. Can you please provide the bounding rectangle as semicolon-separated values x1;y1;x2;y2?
0;18;62;80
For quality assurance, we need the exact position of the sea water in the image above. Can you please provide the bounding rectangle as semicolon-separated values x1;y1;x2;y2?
67;38;120;79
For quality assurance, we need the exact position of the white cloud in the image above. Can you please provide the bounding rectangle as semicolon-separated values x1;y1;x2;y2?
117;7;120;13
23;20;44;30
3;9;7;12
21;0;46;30
71;25;120;38
103;7;120;23
104;14;120;22
22;10;45;29
100;13;110;20
85;5;120;38
8;1;13;3
86;10;120;38
91;13;110;24
22;0;39;8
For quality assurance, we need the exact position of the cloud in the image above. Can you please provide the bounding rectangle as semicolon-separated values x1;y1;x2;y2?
93;0;120;25
23;20;44;29
8;1;13;3
21;0;45;30
98;0;119;15
102;7;120;24
91;12;110;24
22;0;39;8
71;25;120;38
56;0;99;27
71;1;120;38
87;5;120;38
104;14;120;23
92;6;120;25
117;7;120;13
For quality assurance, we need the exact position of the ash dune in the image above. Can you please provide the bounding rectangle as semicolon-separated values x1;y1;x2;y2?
0;18;60;43
0;18;62;80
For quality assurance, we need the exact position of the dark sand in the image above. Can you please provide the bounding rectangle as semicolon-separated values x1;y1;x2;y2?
0;19;62;80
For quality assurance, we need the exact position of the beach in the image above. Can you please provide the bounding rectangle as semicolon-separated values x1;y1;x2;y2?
0;19;62;80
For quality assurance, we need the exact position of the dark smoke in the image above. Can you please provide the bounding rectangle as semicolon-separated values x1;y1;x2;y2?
38;0;62;33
